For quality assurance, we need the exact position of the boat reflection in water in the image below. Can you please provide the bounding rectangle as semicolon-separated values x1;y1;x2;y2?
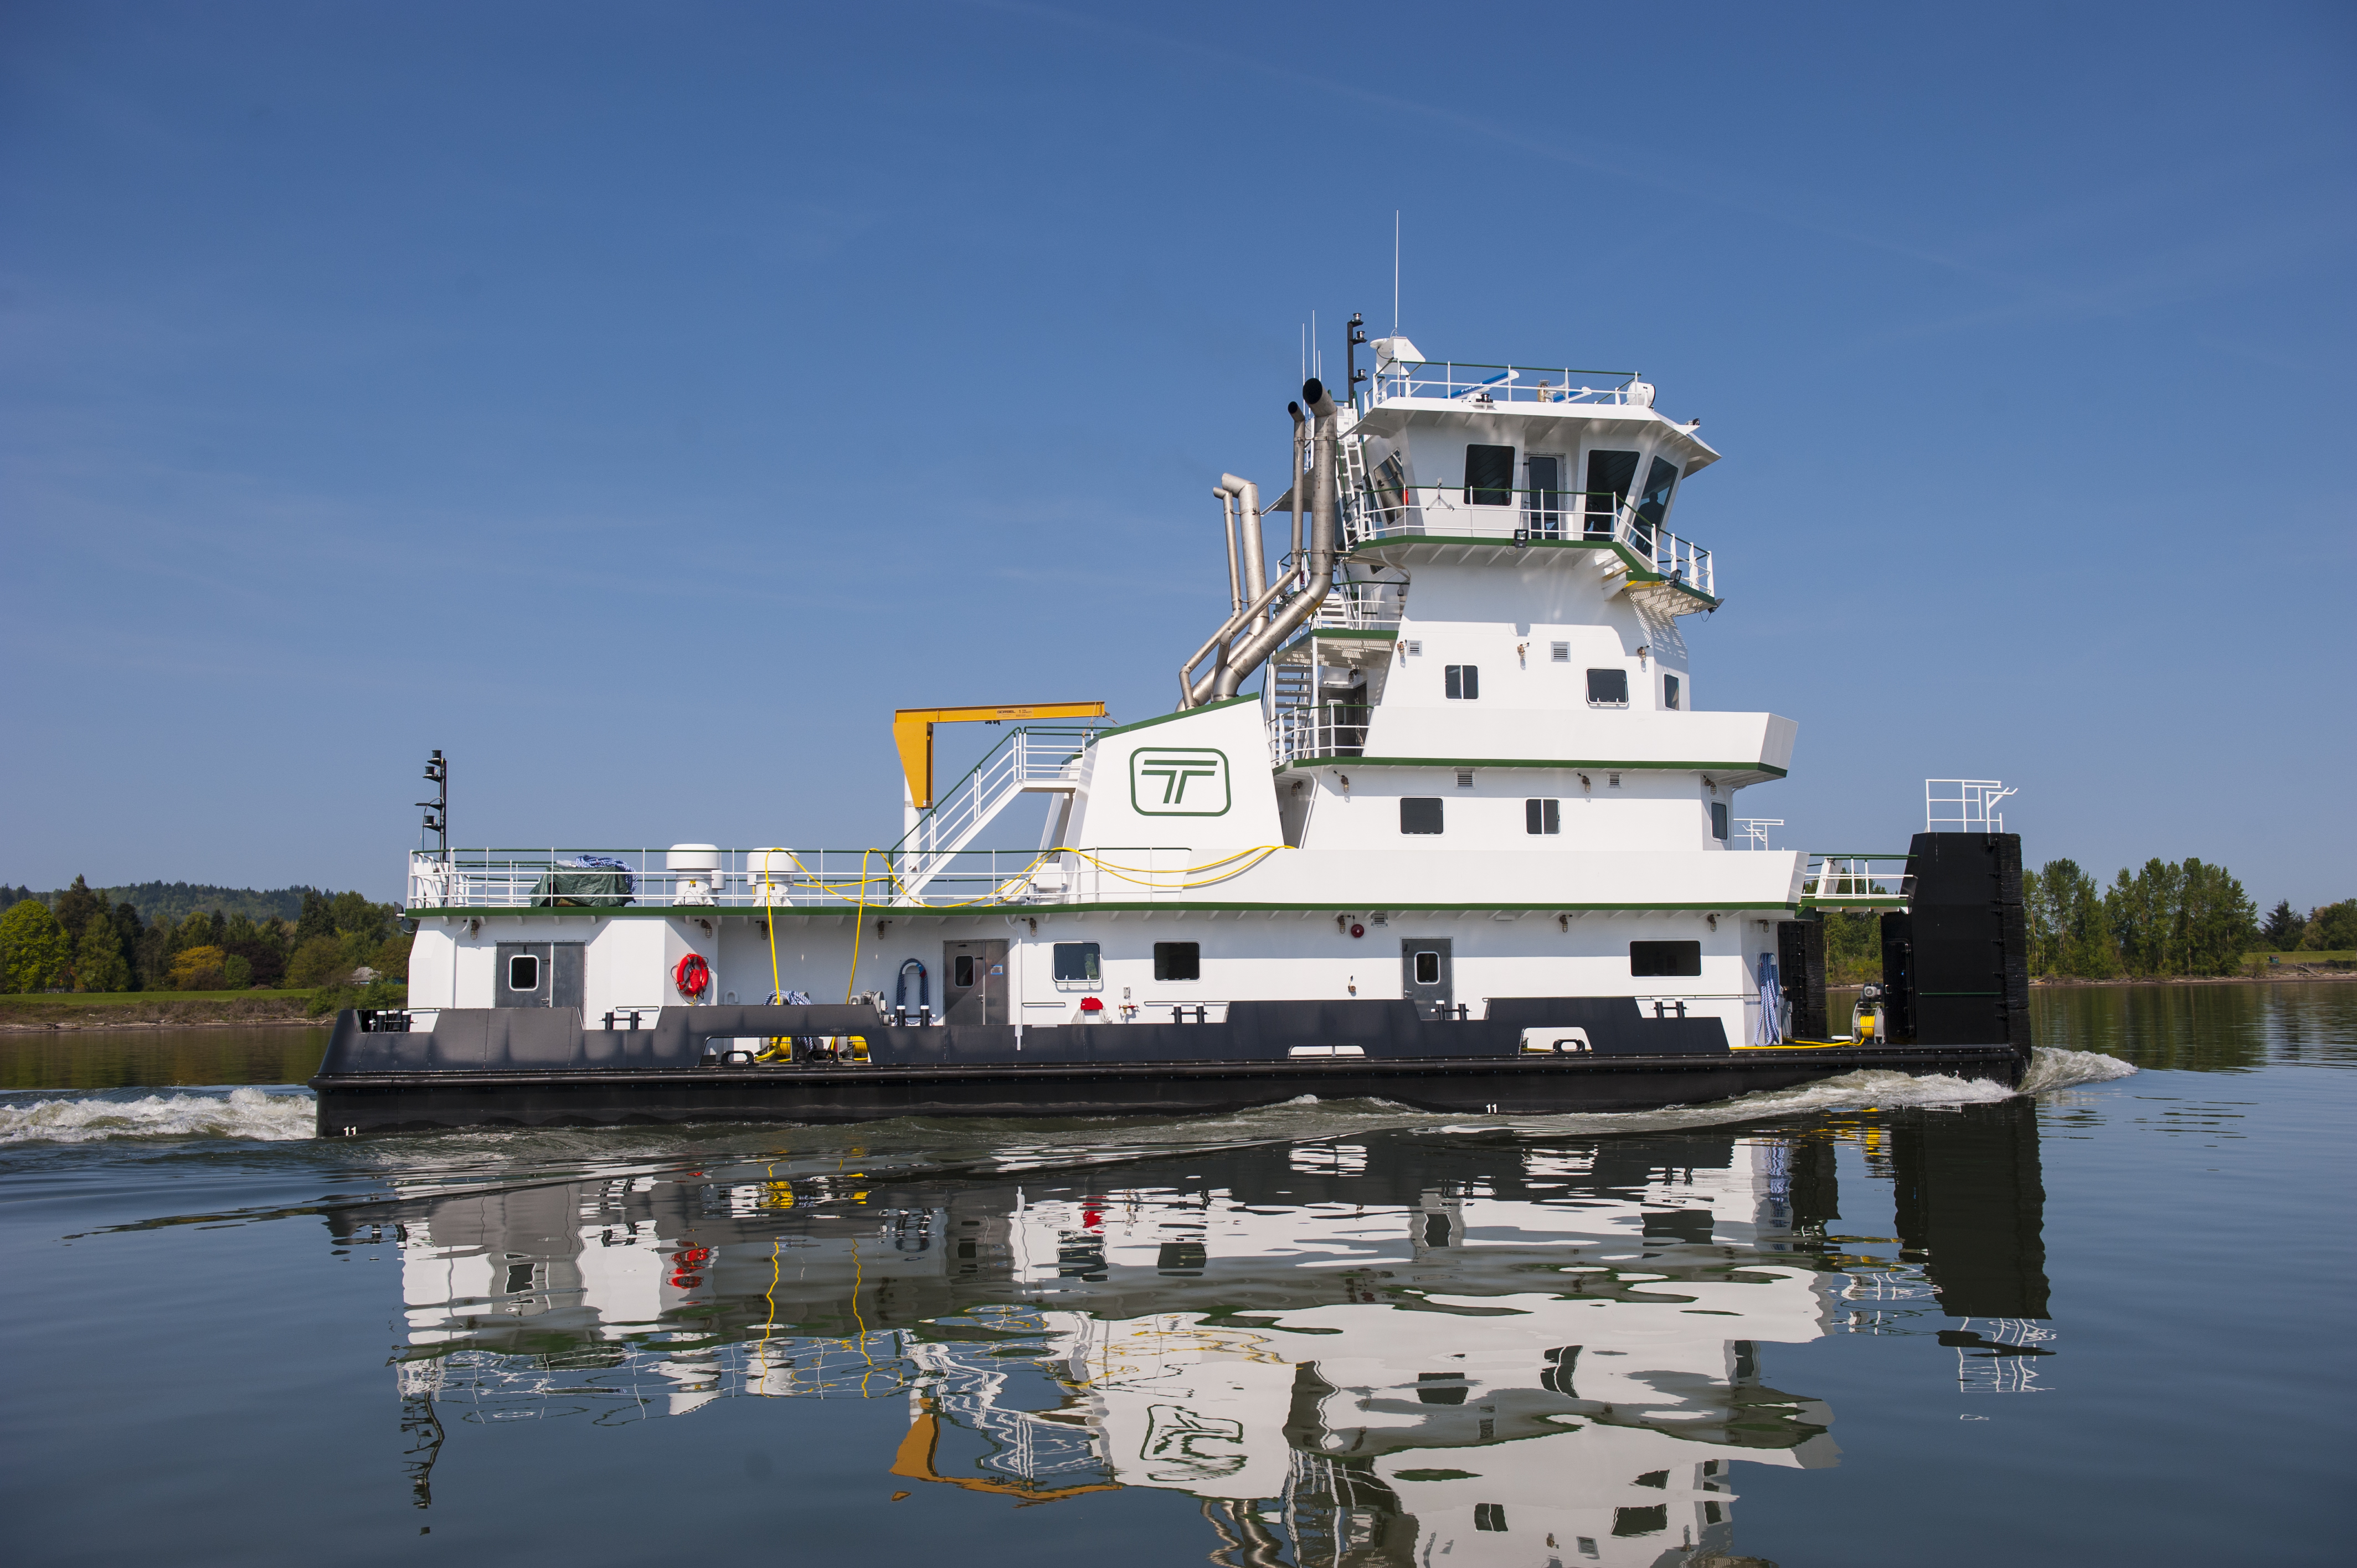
349;1102;2051;1564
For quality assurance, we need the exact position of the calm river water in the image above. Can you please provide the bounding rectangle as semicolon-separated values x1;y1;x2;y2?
1;984;2349;1566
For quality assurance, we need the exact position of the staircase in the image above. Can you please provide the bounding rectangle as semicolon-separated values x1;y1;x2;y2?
892;726;1097;901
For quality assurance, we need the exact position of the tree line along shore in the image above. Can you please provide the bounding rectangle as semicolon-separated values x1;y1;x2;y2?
1810;857;2347;988
0;876;408;1018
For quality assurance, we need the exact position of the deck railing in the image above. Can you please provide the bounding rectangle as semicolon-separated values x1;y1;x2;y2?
1364;359;1647;411
1802;855;1915;907
1308;581;1407;632
1341;484;1714;598
407;844;1212;911
1269;703;1372;767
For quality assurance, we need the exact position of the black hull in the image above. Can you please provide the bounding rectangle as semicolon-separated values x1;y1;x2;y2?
311;1045;2026;1134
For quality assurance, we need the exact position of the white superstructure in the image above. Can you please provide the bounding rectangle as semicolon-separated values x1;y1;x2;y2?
403;346;1913;1045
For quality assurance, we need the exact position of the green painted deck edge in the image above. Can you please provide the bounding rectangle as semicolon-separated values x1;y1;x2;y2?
1277;756;1787;777
411;900;1800;920
1090;693;1259;742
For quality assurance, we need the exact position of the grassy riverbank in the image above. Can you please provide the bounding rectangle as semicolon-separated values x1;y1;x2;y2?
0;991;323;1029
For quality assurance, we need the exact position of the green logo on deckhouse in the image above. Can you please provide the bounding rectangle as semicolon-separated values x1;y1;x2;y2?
1130;747;1231;816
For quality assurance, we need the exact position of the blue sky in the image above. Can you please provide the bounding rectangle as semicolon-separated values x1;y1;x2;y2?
3;1;2351;907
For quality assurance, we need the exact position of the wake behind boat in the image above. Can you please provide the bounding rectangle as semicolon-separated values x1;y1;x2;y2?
314;334;2030;1134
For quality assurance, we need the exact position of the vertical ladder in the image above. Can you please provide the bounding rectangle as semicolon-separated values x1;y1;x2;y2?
1337;432;1374;546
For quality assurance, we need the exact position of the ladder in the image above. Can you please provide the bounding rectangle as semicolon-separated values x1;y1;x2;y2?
1337;432;1374;546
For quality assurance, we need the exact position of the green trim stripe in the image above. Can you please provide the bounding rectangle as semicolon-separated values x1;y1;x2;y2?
1091;692;1259;742
1278;756;1786;777
411;899;1798;920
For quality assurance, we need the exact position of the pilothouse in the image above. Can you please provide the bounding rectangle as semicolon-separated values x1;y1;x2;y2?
314;329;2032;1133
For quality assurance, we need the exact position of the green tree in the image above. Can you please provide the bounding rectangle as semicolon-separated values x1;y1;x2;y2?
110;901;147;991
73;911;133;993
217;911;289;988
2260;900;2304;948
2034;859;2121;978
328;890;392;945
294;890;336;948
0;899;73;993
173;910;218;955
285;935;349;989
52;875;101;950
2176;859;2257;973
373;932;414;981
2301;900;2357;951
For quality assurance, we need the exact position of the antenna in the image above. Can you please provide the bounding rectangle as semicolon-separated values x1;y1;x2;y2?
1392;211;1400;335
1311;310;1319;380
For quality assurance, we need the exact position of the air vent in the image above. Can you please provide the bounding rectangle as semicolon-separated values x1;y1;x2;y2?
1456;770;1475;788
1550;642;1570;662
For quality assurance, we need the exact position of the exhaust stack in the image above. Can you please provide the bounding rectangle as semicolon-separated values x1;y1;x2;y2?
1177;380;1340;709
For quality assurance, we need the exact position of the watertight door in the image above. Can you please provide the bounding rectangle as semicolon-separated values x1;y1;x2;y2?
941;940;1008;1026
495;942;551;1008
1402;938;1454;1020
494;942;583;1008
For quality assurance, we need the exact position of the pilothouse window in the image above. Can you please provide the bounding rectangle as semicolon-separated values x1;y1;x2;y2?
1586;450;1639;538
1635;457;1681;544
1463;444;1516;507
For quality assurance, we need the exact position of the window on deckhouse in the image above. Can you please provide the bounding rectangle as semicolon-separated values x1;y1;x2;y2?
1635;457;1681;544
1052;943;1100;984
1587;668;1628;706
1585;450;1639;538
1526;799;1561;834
1665;674;1681;709
1463;444;1515;506
1401;798;1444;834
1445;665;1479;700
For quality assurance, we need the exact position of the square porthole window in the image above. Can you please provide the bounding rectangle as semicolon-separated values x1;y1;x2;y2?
1445;664;1480;700
1401;797;1445;834
1455;770;1475;788
1052;942;1102;988
507;953;540;991
1664;673;1681;710
1587;668;1629;706
1526;798;1561;834
1550;641;1571;663
1152;942;1200;982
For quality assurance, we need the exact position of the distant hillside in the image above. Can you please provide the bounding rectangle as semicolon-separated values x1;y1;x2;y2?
0;881;331;927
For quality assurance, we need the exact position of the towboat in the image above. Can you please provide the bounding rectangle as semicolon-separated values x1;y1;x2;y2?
313;337;2031;1134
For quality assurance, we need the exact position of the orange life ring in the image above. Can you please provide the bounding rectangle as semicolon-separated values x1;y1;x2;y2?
675;953;711;998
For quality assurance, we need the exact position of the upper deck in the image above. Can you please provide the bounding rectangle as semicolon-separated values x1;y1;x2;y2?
1341;353;1720;602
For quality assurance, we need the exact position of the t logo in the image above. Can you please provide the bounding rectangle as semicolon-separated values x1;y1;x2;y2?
1130;747;1231;816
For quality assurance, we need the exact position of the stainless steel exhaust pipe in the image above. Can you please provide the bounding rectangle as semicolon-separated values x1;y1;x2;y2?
1219;473;1268;610
1215;487;1243;615
1211;381;1337;700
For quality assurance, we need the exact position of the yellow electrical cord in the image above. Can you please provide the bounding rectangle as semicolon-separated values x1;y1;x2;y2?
745;842;1290;1004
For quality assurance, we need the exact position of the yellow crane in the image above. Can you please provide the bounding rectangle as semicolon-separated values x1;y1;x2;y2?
892;701;1108;811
